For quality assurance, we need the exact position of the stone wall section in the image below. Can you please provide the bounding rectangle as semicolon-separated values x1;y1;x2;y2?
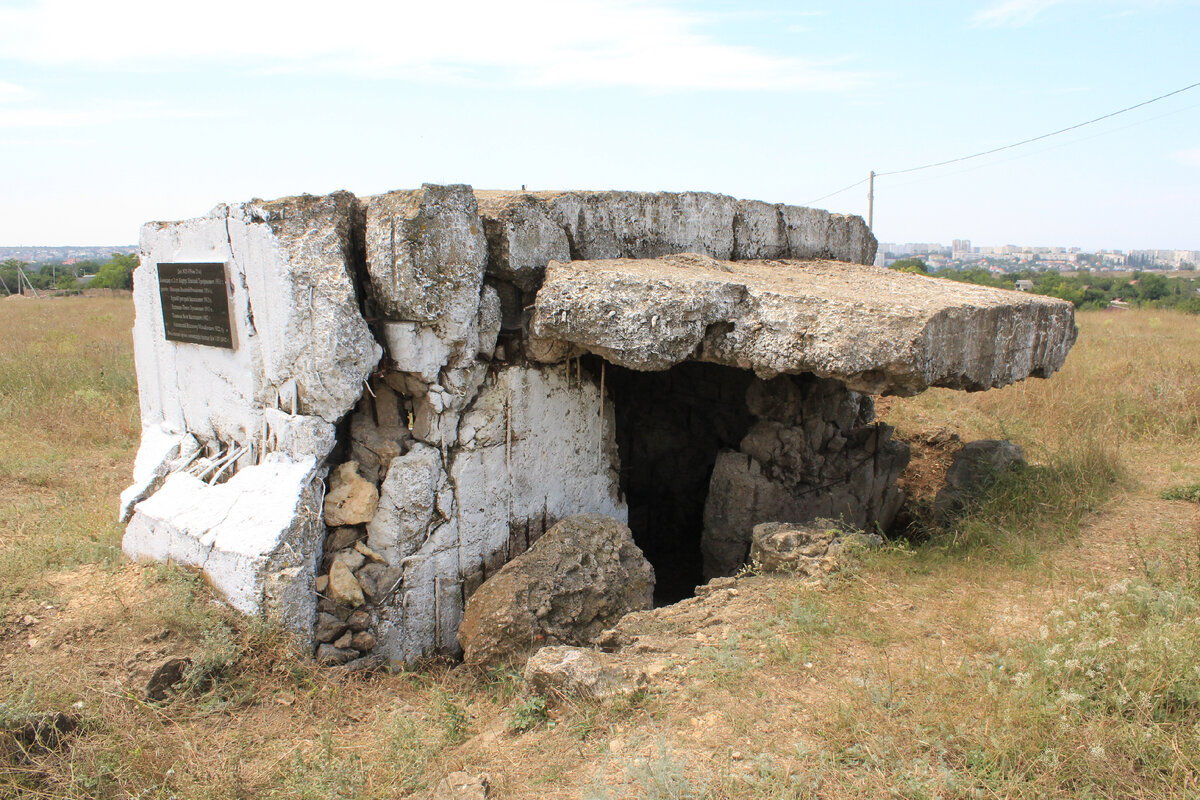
701;375;909;578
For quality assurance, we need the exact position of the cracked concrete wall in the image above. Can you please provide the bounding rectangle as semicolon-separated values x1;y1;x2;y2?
122;193;379;634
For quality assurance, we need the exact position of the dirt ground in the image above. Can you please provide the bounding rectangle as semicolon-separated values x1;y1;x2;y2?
2;434;1195;799
2;303;1198;798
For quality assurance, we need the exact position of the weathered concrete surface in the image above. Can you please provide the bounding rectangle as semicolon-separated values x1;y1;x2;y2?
123;455;324;633
364;185;488;375
457;514;654;666
133;192;379;444
530;254;1077;395
474;191;876;281
701;374;908;578
118;424;189;522
371;364;628;665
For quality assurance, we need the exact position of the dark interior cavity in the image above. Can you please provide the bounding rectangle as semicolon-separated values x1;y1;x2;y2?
596;358;755;605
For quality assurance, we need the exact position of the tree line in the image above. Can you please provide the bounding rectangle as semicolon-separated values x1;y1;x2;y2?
890;259;1200;314
0;253;137;295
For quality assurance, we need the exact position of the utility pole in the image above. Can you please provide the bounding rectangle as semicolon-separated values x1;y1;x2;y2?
867;170;875;231
17;265;39;297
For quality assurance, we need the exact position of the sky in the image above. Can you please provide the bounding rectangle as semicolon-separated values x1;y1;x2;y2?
0;0;1197;250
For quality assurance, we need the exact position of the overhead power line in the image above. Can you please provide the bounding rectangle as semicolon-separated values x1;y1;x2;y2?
805;176;870;206
805;79;1200;207
878;79;1200;178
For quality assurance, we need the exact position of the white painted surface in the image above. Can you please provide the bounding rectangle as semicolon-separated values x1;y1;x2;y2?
123;454;323;632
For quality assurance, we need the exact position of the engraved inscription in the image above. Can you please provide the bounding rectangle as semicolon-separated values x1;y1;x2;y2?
157;262;236;349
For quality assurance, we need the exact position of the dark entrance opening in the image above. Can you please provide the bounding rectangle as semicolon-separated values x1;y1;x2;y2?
596;359;755;605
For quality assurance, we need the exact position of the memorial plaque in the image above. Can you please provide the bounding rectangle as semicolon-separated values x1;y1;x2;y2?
157;262;237;349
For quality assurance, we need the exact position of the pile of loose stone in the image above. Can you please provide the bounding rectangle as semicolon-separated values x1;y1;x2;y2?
312;461;401;665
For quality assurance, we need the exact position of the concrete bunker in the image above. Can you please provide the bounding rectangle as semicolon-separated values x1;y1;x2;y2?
119;185;1079;668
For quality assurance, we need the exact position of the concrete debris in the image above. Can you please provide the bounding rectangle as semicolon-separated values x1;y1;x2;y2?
458;515;654;666
524;646;650;701
123;455;324;635
749;520;882;576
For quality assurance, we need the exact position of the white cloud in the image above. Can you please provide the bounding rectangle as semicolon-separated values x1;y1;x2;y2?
1175;148;1200;166
0;0;864;92
0;103;223;129
973;0;1175;27
0;81;28;103
973;0;1071;26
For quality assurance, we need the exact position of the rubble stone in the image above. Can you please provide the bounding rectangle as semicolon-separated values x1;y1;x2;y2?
323;462;379;527
458;515;654;666
325;526;363;553
314;613;346;643
316;643;358;666
934;439;1027;518
524;646;650;700
327;560;365;608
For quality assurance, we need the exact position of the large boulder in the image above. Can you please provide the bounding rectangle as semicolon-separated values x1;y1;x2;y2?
530;254;1077;395
934;439;1026;518
457;514;654;666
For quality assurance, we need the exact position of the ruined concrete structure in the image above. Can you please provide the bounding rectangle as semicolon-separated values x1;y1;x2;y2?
120;185;1077;665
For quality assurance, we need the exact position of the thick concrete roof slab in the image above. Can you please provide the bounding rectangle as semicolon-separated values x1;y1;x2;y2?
529;254;1077;396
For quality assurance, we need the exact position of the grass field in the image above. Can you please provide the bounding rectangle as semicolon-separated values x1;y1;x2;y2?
0;297;1197;798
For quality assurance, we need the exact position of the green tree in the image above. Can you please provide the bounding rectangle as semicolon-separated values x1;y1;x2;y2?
90;253;138;290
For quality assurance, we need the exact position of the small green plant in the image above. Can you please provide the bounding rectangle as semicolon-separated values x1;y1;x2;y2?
508;695;551;733
1161;482;1200;502
440;692;469;744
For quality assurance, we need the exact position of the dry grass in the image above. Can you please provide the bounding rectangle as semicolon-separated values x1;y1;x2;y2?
0;299;1197;798
0;297;140;601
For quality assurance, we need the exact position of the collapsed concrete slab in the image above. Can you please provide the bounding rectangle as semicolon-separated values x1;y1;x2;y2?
529;253;1077;395
122;183;1078;666
123;455;324;633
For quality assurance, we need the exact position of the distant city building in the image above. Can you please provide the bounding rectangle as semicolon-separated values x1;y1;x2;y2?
875;241;1187;273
